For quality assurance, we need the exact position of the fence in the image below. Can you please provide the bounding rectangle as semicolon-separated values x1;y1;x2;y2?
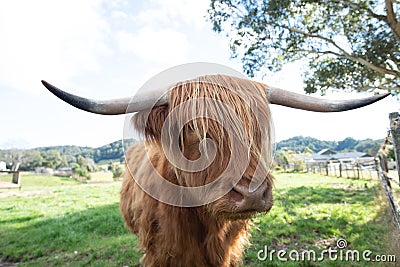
0;170;21;189
390;112;400;181
375;112;400;230
306;159;378;179
376;155;400;230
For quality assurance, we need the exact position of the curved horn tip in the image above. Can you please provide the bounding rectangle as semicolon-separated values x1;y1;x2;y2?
266;85;392;112
41;80;54;91
370;91;391;102
41;80;49;86
40;80;159;115
380;92;391;98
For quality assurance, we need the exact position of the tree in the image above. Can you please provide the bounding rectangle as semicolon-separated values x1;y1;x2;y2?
107;161;124;180
19;150;44;171
71;155;92;180
276;136;337;152
41;150;63;169
336;137;358;151
112;164;124;180
0;150;23;170
71;163;90;180
274;150;289;170
76;155;88;170
302;146;314;154
354;138;382;155
283;150;307;172
208;0;400;94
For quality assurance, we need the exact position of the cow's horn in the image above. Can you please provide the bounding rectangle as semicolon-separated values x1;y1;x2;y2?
41;80;168;115
265;85;390;112
42;79;390;115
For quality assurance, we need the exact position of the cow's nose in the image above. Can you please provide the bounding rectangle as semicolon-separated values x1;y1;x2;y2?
231;182;271;212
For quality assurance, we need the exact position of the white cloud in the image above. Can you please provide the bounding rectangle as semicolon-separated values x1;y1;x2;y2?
135;7;172;27
116;28;189;64
111;0;211;67
134;0;210;30
161;0;210;30
0;0;112;93
111;10;129;19
1;0;393;150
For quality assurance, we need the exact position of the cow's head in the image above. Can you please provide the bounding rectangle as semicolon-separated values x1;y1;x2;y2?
42;70;388;220
129;75;274;219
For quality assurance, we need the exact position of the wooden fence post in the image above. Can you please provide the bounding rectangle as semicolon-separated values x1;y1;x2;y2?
389;112;400;182
325;162;329;176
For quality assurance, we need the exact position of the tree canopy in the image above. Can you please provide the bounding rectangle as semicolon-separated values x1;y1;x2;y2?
275;135;384;155
208;0;400;94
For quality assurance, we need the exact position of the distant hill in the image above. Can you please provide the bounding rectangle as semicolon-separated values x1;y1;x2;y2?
25;136;386;161
276;136;337;153
34;139;137;164
276;136;384;156
0;139;137;171
0;136;384;171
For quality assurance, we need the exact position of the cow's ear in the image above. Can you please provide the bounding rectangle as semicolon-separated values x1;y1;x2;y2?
131;105;169;141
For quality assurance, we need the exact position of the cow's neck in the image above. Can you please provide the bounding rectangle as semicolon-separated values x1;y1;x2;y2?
142;151;249;266
155;205;249;267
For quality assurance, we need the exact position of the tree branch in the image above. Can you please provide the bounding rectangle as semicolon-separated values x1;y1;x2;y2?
356;88;394;92
273;23;349;55
347;1;387;22
291;49;343;58
329;0;387;21
268;22;400;78
355;85;400;91
385;0;400;41
364;7;388;22
348;56;400;77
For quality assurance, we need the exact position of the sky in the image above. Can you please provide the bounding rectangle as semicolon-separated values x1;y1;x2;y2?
0;0;398;149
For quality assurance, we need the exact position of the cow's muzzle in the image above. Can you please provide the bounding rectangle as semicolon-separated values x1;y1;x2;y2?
231;182;272;213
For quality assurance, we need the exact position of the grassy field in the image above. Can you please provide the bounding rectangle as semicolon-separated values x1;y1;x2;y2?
0;172;398;266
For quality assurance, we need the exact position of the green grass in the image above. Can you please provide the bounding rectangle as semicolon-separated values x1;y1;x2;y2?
244;173;399;266
0;172;398;266
0;173;80;188
0;176;141;266
0;171;116;186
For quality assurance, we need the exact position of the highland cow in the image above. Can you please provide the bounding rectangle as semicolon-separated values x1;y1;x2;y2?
42;70;388;267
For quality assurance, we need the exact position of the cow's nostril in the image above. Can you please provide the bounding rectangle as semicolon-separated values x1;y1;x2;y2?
229;187;244;202
231;182;270;213
262;188;268;202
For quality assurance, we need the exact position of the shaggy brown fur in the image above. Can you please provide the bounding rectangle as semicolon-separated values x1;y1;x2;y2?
120;75;274;266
